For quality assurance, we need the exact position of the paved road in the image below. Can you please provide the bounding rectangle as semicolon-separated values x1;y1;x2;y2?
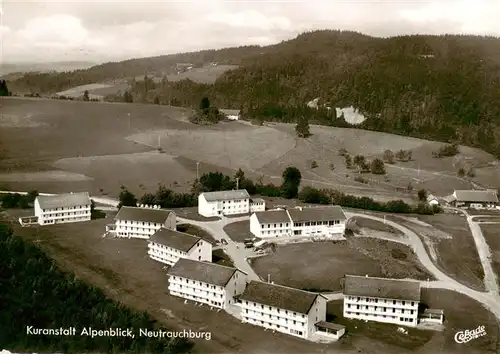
5;190;500;320
447;208;499;294
344;211;500;320
177;215;261;281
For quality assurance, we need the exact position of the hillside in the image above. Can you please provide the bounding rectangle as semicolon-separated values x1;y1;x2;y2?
8;30;500;157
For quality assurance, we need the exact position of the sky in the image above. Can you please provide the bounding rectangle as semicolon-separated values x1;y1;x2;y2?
1;0;500;64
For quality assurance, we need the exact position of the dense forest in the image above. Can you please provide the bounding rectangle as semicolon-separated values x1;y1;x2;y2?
0;224;193;353
8;30;500;157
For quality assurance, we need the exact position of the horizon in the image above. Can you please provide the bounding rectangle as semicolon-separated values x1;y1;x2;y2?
2;0;500;63
3;30;500;67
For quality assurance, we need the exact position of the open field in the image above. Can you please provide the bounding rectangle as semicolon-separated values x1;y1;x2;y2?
2;213;341;354
1;97;499;204
176;223;216;244
388;213;485;291
56;82;131;99
472;216;500;222
327;289;499;354
252;239;432;292
166;65;239;84
468;209;500;216
481;223;500;282
349;216;403;234
223;220;254;242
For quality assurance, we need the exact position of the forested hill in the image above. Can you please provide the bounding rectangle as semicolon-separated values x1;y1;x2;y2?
8;30;500;157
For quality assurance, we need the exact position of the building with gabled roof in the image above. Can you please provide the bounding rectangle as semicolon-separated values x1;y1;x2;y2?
198;189;254;217
450;189;499;209
113;206;176;239
148;228;212;266
343;275;421;327
239;281;331;339
249;206;347;239
34;192;91;225
167;258;247;309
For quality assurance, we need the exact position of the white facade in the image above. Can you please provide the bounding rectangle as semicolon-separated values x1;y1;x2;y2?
249;212;292;238
250;199;266;213
250;206;347;239
198;190;250;217
291;219;345;237
168;268;247;309
115;219;171;239
148;238;212;266
343;295;419;327
240;282;328;340
34;193;91;225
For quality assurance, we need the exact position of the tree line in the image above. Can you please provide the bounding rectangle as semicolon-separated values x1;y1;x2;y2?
0;224;193;353
8;31;500;157
118;166;441;215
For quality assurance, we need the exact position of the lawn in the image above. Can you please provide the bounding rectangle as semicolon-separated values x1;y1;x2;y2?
326;288;499;353
349;216;403;235
481;223;500;282
467;209;500;216
4;212;335;354
176;223;216;244
173;207;220;221
416;213;485;291
223;220;255;242
252;238;433;292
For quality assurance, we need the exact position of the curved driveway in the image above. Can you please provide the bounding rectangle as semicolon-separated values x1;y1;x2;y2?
5;191;500;320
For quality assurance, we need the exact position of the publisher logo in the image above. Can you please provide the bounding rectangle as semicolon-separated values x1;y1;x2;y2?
454;325;487;344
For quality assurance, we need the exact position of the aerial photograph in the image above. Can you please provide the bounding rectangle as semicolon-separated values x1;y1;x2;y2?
1;0;499;353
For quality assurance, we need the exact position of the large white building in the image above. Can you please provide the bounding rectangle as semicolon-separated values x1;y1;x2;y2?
113;206;176;239
167;258;247;309
249;206;347;239
239;281;337;340
198;189;251;217
148;228;212;266
34;192;91;225
343;275;421;327
250;210;292;238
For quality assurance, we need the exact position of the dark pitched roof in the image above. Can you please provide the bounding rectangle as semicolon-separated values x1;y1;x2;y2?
36;192;91;209
343;275;421;302
287;206;347;223
453;190;499;203
115;206;173;223
167;258;240;286
239;281;319;314
253;210;291;224
149;229;205;252
201;189;250;202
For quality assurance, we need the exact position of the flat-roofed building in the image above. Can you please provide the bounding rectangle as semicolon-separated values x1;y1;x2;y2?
239;281;329;339
148;228;212;266
113;206;176;239
34;192;91;225
198;189;251;217
167;258;247;309
343;275;420;327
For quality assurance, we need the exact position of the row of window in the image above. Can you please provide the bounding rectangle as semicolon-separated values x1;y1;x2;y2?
42;205;90;212
118;220;163;226
41;216;89;224
348;297;416;307
172;285;223;298
243;317;305;336
244;309;305;325
221;199;247;204
116;227;157;233
347;304;414;315
42;211;90;217
261;220;343;229
243;301;306;318
345;311;415;322
170;290;223;308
